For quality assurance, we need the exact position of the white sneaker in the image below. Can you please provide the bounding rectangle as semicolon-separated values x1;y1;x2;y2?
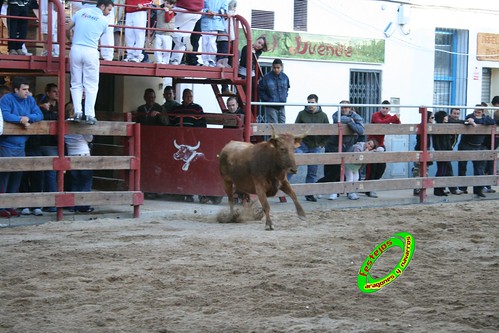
21;208;31;215
328;194;338;200
347;193;360;200
33;208;43;216
169;59;180;65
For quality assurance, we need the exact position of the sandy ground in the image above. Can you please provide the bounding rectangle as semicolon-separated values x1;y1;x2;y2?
0;200;498;333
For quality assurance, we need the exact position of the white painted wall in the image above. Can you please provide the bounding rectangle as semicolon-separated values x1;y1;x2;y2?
231;0;499;124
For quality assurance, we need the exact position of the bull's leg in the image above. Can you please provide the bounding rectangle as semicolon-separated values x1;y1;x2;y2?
280;180;306;221
255;186;273;230
224;180;236;214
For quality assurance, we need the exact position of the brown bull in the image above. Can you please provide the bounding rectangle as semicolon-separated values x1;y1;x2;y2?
218;133;306;230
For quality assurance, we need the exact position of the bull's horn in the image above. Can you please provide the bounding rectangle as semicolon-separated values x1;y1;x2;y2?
296;128;311;139
270;124;277;139
173;139;180;149
192;141;201;150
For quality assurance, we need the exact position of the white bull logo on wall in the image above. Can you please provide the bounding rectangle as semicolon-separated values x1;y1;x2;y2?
173;140;205;171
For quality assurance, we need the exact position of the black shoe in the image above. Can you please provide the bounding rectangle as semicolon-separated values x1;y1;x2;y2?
434;191;448;197
475;191;486;198
413;189;421;196
185;195;194;202
305;195;317;202
462;190;468;194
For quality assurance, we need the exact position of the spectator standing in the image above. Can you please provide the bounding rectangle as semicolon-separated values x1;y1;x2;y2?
170;0;203;65
292;94;329;202
412;111;433;196
66;0;114;125
216;0;236;68
364;100;400;198
134;88;163;125
448;107;464;146
19;93;44;216
257;58;290;124
154;0;176;64
238;36;267;78
457;105;496;197
38;83;60;211
124;0;149;62
482;96;499;193
432;111;456;196
0;77;44;218
40;0;61;56
184;18;202;65
5;0;31;55
200;0;227;67
65;134;95;213
316;100;364;200
445;107;465;195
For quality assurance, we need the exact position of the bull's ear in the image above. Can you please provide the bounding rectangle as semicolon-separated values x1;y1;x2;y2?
268;138;277;147
294;137;302;148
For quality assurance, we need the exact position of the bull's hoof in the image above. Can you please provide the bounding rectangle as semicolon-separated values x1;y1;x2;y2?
265;225;274;231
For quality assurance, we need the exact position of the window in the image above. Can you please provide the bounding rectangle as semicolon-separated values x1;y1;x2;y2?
294;0;308;31
350;70;382;123
251;10;274;30
433;28;469;108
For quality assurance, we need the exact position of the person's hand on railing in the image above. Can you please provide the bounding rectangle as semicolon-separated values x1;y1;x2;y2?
465;118;477;127
20;116;30;129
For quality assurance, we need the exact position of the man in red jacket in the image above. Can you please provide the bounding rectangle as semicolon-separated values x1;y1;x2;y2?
364;100;401;198
169;0;203;65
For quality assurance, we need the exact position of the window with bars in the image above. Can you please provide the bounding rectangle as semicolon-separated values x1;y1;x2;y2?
251;10;275;30
349;70;381;123
294;0;308;31
433;28;469;110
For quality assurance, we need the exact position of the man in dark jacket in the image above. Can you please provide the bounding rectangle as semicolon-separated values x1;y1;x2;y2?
292;94;329;202
457;105;496;197
432;111;457;196
257;58;290;124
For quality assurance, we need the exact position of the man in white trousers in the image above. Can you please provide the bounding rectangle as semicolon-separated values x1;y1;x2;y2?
169;0;203;65
66;0;114;125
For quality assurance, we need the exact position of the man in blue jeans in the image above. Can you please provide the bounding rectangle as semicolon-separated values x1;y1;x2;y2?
0;76;44;218
291;94;330;202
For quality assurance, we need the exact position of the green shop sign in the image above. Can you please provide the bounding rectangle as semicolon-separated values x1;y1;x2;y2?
240;29;385;64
